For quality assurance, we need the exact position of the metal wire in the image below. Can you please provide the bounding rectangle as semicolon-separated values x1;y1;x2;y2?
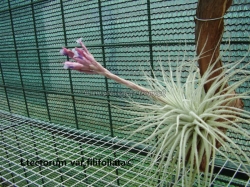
0;110;249;187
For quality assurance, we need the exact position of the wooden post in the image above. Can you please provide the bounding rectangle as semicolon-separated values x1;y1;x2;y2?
195;0;232;92
194;0;243;171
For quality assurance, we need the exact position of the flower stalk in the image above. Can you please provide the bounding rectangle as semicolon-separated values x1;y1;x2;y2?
60;38;167;102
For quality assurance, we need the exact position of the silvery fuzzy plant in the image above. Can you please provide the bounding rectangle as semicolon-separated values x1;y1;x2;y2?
60;38;250;186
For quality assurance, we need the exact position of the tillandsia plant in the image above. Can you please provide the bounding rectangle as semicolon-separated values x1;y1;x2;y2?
60;39;250;187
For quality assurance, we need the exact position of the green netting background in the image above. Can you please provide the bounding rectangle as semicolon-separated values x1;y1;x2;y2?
0;0;249;186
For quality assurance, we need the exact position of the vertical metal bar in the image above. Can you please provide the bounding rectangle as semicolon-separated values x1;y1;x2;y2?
79;143;88;183
146;1;160;186
29;123;45;185
0;1;9;113
147;0;154;72
0;63;11;112
13;128;30;186
97;1;120;186
52;133;64;183
7;0;30;117
97;0;114;138
60;0;79;129
30;0;51;121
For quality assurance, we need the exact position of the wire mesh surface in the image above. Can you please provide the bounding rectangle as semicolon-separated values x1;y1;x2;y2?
1;110;249;187
0;0;250;186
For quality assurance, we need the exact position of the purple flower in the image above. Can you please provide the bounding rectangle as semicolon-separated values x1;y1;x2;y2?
60;38;104;74
63;61;96;74
60;48;74;58
72;48;84;60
